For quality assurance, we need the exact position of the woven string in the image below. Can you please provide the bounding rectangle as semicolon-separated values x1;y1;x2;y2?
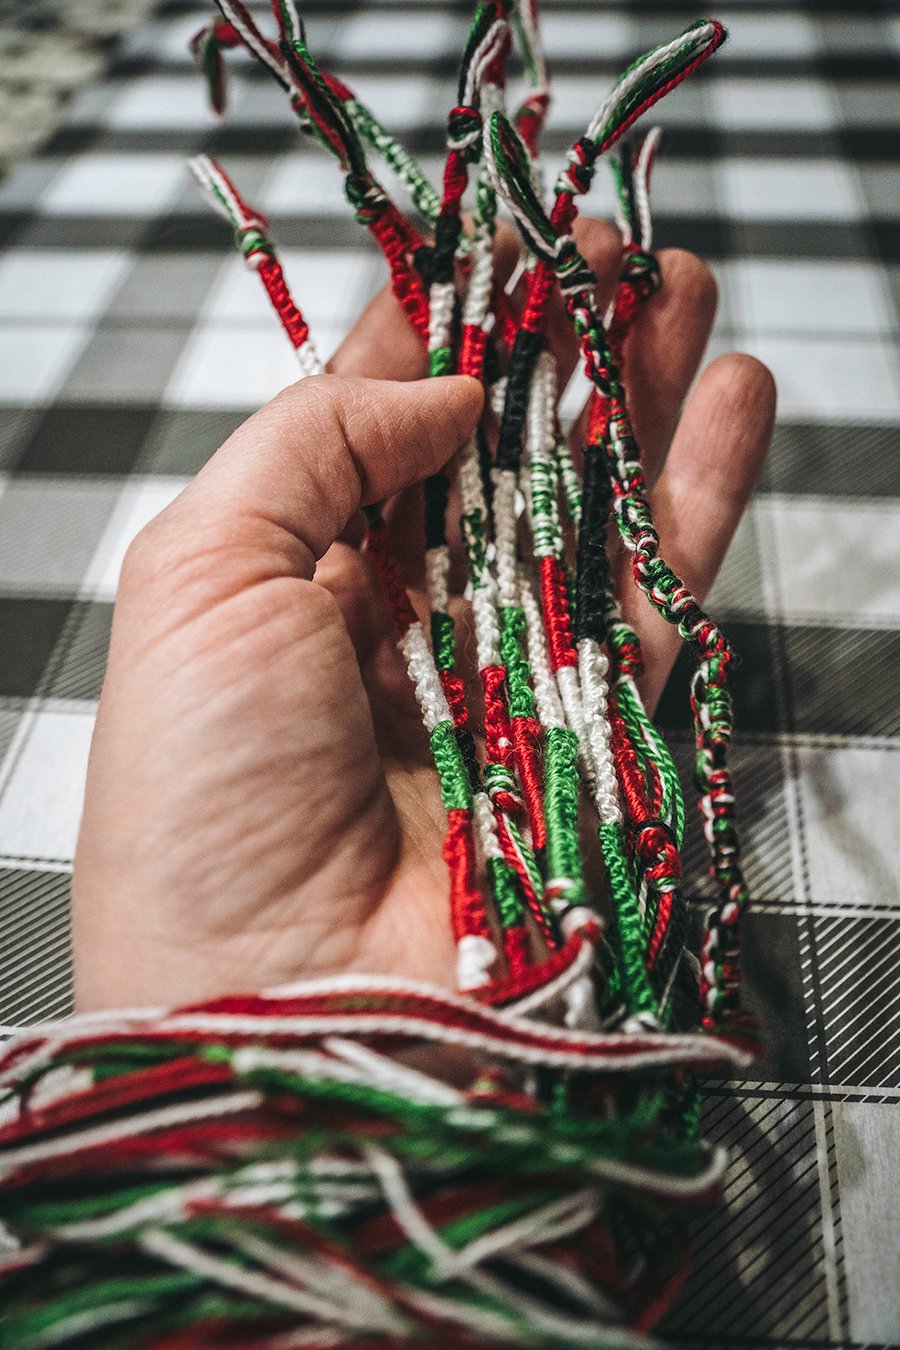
0;8;765;1346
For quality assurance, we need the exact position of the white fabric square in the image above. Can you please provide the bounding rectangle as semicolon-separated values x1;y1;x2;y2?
0;479;123;595
740;335;900;422
0;711;95;865
724;260;896;336
80;477;191;600
224;78;294;127
756;496;900;626
718;158;865;221
347;75;453;132
40;154;187;216
104;75;230;129
163;323;308;408
266;151;446;223
713;11;819;57
328;13;461;60
121;13;253;65
834;1103;900;1343
798;747;900;914
710;77;839;129
642;157;719;218
202;250;383;329
261;156;351;217
0;326;91;402
516;13;635;61
0;251;131;323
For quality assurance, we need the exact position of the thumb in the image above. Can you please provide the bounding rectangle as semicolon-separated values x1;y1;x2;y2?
174;374;483;578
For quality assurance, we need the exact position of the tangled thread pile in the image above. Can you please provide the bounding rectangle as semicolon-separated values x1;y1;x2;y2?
0;4;761;1346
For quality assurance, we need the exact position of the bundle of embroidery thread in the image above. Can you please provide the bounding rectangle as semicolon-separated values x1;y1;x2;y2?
0;5;761;1346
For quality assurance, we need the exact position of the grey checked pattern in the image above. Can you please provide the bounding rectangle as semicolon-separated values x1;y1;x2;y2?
0;2;898;1346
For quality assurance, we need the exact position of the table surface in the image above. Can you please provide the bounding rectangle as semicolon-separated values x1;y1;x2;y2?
0;1;898;1345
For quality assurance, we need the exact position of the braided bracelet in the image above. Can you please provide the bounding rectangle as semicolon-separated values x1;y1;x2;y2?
0;6;764;1345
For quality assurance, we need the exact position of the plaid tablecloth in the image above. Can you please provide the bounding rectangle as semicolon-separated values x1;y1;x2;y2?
0;0;898;1344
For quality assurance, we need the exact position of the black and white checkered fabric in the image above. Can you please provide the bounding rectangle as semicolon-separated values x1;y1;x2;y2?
0;1;898;1344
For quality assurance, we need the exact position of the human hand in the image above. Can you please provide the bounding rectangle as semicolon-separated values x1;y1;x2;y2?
72;221;775;1010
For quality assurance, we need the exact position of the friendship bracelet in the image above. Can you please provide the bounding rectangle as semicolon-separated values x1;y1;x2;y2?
0;6;764;1345
0;981;751;1349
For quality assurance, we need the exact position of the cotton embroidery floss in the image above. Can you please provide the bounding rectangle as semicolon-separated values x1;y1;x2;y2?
0;6;762;1347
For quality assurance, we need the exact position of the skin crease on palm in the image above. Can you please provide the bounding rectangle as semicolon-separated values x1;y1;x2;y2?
72;218;776;1011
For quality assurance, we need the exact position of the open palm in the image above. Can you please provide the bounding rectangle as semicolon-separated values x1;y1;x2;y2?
73;220;775;1010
